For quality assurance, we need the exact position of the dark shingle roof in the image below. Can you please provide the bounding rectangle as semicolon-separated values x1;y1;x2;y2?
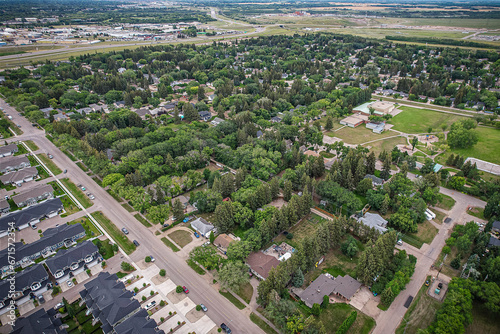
11;308;67;334
0;166;38;184
0;264;48;300
0;197;63;231
0;223;85;269
12;184;54;206
46;240;99;274
114;308;164;334
0;144;18;156
0;155;29;171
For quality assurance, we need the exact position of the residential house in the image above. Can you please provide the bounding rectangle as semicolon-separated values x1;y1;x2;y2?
488;236;500;248
0;264;49;309
492;221;500;234
256;130;263;138
0;166;38;186
357;212;388;233
40;107;54;118
46;240;100;282
208;94;216;102
0;199;9;214
246;252;280;280
12;184;54;207
11;308;67;334
364;174;384;187
211;117;224;126
0;223;85;276
270;116;282;123
0;155;30;173
298;273;361;307
213;234;239;254
114;308;165;334
135;108;150;120
0;197;63;237
52;113;68;122
190;217;215;237
0;144;18;158
79;272;142;333
198;110;212;121
75;107;92;115
114;101;126;109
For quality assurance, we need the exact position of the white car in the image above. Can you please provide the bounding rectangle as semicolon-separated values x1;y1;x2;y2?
67;280;74;288
145;301;156;310
397;239;403;246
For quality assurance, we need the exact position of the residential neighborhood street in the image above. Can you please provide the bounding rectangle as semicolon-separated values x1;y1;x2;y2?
0;97;264;334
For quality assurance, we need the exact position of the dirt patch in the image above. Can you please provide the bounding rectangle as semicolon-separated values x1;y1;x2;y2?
135;259;153;270
268;197;286;209
185;306;205;322
167;290;187;304
151;274;168;285
168;230;193;248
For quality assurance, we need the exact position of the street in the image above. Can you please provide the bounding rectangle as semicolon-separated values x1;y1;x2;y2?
0;97;264;334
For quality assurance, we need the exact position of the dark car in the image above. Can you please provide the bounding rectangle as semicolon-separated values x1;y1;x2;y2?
438;282;443;289
121;228;129;235
220;323;231;334
133;240;139;247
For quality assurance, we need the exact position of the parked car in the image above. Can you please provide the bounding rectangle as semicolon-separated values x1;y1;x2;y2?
67;280;74;288
182;286;189;294
145;301;156;310
48;154;54;159
163;223;170;228
38;295;45;304
397;239;403;246
220;323;232;334
54;302;64;310
438;282;443;289
194;232;200;238
86;193;95;200
200;304;207;312
121;227;129;235
149;255;155;262
63;169;67;174
425;280;430;287
31;224;37;229
133;240;139;247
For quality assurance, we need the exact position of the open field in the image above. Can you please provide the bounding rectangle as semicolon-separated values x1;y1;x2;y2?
91;211;136;254
403;220;438;248
315;303;375;334
219;290;246;310
395;276;441;334
161;237;180;252
363;136;407;156
451;127;500;165
327;124;395;145
168;230;193;248
466;302;500;334
389;106;467;134
436;194;456;211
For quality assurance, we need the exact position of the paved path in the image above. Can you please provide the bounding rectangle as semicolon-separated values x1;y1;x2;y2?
0;98;264;334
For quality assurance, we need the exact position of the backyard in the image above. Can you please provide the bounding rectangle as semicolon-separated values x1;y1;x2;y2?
314;303;375;334
389;106;466;134
402;220;439;249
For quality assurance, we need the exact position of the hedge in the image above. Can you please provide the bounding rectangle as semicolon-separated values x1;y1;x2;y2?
336;311;357;334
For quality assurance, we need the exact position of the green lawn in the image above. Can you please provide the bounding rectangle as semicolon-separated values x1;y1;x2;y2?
467;207;484;219
466;302;500;334
168;230;192;248
24;140;39;151
60;196;81;217
35;165;50;181
68;216;101;239
134;213;152;227
450;127;500;164
92;238;115;260
327;124;395;145
314;303;375;334
363;136;407;156
37;153;62;175
404;220;439;247
237;282;253;304
76;162;89;172
187;259;206;275
219;290;246;310
91;211;136;254
396;276;442;334
389;106;467;134
161;237;180;252
122;203;134;212
60;178;93;208
250;313;278;334
436;194;456;211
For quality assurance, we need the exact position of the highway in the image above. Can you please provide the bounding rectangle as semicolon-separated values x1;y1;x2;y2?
0;97;264;334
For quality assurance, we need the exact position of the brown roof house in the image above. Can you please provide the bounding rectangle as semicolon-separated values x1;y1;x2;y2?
213;234;240;254
299;273;361;307
246;252;280;280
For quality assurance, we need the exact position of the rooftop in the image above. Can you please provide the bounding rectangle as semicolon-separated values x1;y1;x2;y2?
45;240;99;274
0;197;63;231
12;184;54;206
246;252;280;279
357;212;388;233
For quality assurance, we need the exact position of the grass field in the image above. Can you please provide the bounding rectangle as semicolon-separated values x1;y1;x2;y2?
250;313;278;334
60;196;81;217
364;136;407;155
121;203;134;212
219;290;246;310
91;211;136;254
389;106;467;134
436;194;456;211
395;276;441;334
168;230;193;248
161;237;180;252
467;207;484;219
68;216;102;239
133;213;152;227
37;153;62;175
327;125;395;145
60;178;93;208
24;140;39;151
187;259;206;275
466;302;500;334
237;282;253;304
408;220;439;246
450;127;500;164
314;303;375;334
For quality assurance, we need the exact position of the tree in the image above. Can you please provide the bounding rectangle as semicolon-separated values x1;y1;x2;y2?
311;303;321;316
209;231;215;244
121;261;134;271
176;285;184;293
292;268;304;288
183;102;198;122
357;178;372;196
213;201;234;233
325;117;333;130
341;236;358;257
448;122;479;149
286;314;305;334
381;154;392;181
390;209;417;233
411;136;418;151
448;176;466;190
284;179;292;202
197;85;206;102
145;256;151;263
366;152;376;175
172;198;184;221
322;295;329;309
217;261;249;291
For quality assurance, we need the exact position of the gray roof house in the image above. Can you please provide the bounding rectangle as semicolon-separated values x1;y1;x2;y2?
46;240;100;280
11;308;67;334
357;212;388;233
299;274;362;307
79;272;142;333
0;198;9;214
211;117;224;126
114;308;165;334
0;223;85;276
0;264;49;309
0;155;30;173
12;184;54;207
364;174;384;187
198;110;212;121
190;217;215;237
492;220;500;234
0;143;18;158
0;197;63;237
0;166;38;185
488;236;500;248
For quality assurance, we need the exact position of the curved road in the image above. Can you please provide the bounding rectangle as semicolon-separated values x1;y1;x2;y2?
0;97;264;334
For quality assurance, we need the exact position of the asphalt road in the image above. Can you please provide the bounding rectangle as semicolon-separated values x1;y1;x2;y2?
0;98;264;334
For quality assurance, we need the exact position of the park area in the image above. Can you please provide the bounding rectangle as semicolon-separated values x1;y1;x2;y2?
389;106;466;134
326;124;395;145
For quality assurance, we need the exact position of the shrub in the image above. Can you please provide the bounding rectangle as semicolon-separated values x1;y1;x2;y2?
196;305;202;311
121;261;134;271
159;269;166;277
336;311;357;334
161;317;165;322
134;287;139;293
442;246;451;255
145;256;151;263
451;257;461;269
169;311;172;315
160;300;165;306
142;296;146;301
176;285;184;293
311;303;321;316
143;283;147;287
322;295;329;309
150;290;155;296
286;233;294;239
